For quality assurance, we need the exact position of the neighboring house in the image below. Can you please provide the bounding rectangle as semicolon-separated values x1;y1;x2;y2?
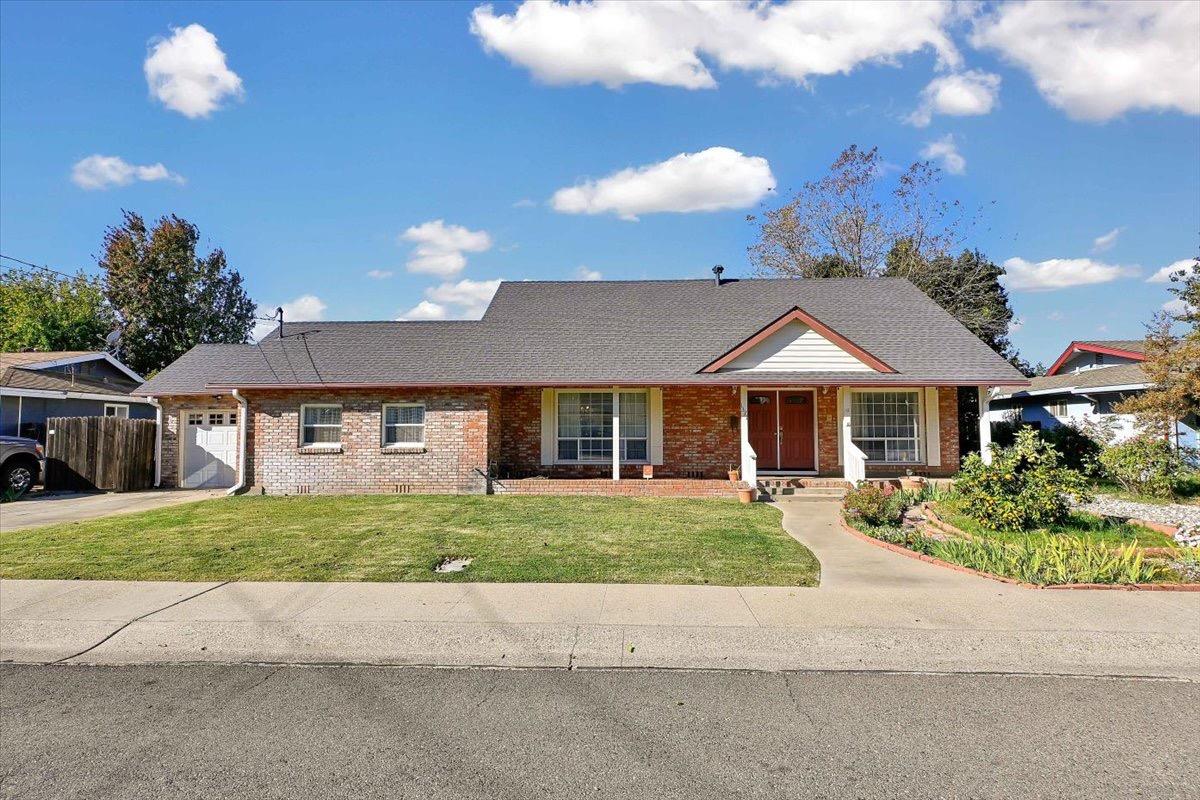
989;340;1198;449
0;351;155;442
134;277;1026;495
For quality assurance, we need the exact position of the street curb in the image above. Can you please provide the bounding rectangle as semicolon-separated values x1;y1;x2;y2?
838;517;1200;592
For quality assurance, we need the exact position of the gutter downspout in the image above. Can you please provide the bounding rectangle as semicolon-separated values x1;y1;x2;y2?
147;396;163;487
228;389;248;496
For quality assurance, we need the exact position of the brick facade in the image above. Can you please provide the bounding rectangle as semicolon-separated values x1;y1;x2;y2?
157;384;965;495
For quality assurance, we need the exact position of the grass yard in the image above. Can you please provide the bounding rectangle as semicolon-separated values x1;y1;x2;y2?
0;495;820;586
933;499;1176;549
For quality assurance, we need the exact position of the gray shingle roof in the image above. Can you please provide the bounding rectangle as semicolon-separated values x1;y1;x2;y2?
994;363;1149;398
1076;339;1146;354
135;278;1026;395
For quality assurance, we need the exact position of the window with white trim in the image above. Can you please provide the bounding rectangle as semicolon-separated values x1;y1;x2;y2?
300;404;342;446
556;391;648;462
103;403;129;418
382;403;425;447
850;391;921;463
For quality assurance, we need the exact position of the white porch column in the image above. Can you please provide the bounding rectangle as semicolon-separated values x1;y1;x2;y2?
978;385;993;465
841;389;865;483
611;388;620;481
738;386;756;486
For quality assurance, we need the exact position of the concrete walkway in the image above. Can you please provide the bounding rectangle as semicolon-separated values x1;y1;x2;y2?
3;498;1197;677
0;489;223;532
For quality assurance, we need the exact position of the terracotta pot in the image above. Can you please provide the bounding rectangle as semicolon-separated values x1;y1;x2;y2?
738;487;757;504
728;469;740;482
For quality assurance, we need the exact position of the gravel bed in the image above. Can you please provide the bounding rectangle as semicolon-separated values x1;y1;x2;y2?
1074;495;1200;547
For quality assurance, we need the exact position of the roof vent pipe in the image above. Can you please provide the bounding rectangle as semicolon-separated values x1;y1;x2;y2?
276;306;284;338
712;265;725;286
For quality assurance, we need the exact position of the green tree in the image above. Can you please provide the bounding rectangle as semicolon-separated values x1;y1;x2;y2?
100;211;256;376
0;268;115;352
748;145;1024;367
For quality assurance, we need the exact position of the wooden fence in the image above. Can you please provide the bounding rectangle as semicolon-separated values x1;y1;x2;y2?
44;417;156;492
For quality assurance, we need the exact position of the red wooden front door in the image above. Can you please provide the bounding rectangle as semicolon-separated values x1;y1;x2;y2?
747;392;778;470
778;391;815;470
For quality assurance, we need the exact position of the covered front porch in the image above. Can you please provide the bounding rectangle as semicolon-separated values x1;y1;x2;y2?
493;384;996;496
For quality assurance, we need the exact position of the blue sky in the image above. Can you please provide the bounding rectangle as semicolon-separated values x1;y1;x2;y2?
1;1;1197;364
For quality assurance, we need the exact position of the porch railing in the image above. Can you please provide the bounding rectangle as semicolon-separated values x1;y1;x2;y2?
843;440;867;485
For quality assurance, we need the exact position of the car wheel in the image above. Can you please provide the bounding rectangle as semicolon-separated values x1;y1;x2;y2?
2;461;35;497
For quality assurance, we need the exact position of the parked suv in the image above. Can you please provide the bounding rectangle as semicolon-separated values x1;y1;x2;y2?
0;435;43;498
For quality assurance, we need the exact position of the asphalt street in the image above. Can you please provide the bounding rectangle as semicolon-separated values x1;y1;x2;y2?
2;664;1197;799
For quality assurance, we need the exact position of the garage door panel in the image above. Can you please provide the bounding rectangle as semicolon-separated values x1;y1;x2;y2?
182;410;239;489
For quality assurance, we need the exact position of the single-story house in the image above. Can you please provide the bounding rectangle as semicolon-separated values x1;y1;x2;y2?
1;350;155;442
134;277;1026;495
989;339;1198;449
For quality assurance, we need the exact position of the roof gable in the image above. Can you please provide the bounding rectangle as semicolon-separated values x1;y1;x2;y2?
1046;341;1146;376
701;307;892;373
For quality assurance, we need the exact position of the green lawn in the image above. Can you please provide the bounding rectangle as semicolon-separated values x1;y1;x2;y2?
934;499;1176;548
0;495;820;586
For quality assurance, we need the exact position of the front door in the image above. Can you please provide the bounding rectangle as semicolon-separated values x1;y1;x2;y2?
747;392;778;470
746;390;816;472
778;391;815;471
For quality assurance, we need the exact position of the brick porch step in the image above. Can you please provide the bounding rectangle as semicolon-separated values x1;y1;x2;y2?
756;479;848;500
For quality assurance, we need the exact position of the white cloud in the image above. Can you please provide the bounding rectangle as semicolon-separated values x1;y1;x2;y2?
971;1;1200;121
1001;257;1140;292
1147;259;1195;283
471;1;958;90
551;146;774;221
398;300;448;321
252;294;327;341
366;269;394;279
906;70;1001;127
512;198;537;208
1163;297;1195;318
575;266;603;281
1090;227;1123;254
919;134;965;175
400;220;493;277
144;24;243;118
399;278;502;320
70;155;184;190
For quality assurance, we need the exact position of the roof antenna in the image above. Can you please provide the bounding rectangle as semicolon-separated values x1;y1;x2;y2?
276;306;284;338
712;264;725;286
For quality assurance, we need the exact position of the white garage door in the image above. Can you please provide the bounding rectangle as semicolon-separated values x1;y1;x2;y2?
181;410;239;489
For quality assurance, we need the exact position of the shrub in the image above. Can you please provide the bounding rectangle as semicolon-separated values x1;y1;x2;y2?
1099;436;1192;499
955;428;1091;531
1040;422;1104;477
865;524;936;555
841;482;912;526
929;536;1170;586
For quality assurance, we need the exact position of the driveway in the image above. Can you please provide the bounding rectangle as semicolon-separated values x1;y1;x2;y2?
0;489;223;532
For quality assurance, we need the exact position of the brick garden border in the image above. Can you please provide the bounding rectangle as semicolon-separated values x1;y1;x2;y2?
838;516;1200;592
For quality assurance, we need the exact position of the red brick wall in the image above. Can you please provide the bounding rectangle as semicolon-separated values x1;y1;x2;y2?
497;386;740;479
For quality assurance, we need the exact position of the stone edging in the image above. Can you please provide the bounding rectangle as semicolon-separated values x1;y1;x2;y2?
922;503;1180;558
838;516;1200;592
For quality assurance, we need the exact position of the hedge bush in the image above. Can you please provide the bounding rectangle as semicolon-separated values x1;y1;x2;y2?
841;482;904;527
955;428;1091;531
1099;436;1192;499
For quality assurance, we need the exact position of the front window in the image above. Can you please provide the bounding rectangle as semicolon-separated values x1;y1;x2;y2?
851;391;920;463
382;403;425;447
300;404;342;446
104;404;129;418
556;391;648;462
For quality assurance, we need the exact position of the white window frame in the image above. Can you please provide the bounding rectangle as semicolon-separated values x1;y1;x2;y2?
381;402;426;449
104;403;130;418
849;389;923;465
299;403;343;448
554;389;649;464
1048;398;1069;417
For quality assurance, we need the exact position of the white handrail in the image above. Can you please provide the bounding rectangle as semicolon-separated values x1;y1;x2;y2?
742;442;757;487
844;440;867;485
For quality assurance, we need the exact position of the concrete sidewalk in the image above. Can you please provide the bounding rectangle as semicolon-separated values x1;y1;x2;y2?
3;575;1197;677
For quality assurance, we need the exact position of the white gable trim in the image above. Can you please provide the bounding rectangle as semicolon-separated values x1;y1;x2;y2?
720;321;875;373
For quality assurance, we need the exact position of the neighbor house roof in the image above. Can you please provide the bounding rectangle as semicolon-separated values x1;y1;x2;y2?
993;363;1149;400
0;350;144;397
135;278;1027;395
1046;339;1147;376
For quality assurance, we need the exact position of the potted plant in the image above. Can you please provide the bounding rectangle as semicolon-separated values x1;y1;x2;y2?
728;464;740;482
736;481;757;504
